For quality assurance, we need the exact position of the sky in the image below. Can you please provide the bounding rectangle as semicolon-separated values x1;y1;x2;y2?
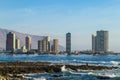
0;0;120;51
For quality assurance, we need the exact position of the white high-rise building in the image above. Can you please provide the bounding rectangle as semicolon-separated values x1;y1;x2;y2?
53;39;59;54
16;39;20;50
92;30;109;53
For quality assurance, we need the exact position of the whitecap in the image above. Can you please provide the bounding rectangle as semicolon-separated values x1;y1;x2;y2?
88;72;94;75
110;61;119;66
61;65;67;72
33;77;46;80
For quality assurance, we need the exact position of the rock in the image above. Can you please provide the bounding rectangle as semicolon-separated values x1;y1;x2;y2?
97;76;111;79
0;75;7;80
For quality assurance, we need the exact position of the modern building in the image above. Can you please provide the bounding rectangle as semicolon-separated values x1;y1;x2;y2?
66;32;71;54
38;36;51;53
38;40;43;52
25;36;32;51
16;39;20;50
6;32;16;51
42;38;47;52
53;39;59;53
92;30;109;53
45;36;51;52
92;34;96;53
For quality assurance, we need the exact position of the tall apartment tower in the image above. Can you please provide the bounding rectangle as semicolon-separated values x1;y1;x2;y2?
6;32;16;51
16;39;20;50
46;36;51;52
92;30;109;53
53;39;59;53
25;36;32;51
38;40;43;52
42;38;47;52
92;34;96;53
66;32;71;54
38;36;51;53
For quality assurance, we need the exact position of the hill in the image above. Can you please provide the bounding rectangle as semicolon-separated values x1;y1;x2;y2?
0;28;65;51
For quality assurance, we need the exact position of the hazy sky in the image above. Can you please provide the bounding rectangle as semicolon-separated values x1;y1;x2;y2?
0;0;120;51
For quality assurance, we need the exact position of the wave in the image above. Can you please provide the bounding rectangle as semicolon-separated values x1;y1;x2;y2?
33;77;46;80
110;61;119;66
71;60;120;66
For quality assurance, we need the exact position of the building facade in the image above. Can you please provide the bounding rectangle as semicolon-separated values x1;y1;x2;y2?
6;32;16;51
92;30;109;53
38;40;43;52
38;36;51;53
53;39;59;53
16;39;20;50
92;34;96;53
66;32;71;54
25;36;32;51
42;38;47;52
45;36;51;52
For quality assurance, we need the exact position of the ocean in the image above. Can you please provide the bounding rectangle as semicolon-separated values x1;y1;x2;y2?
0;53;120;80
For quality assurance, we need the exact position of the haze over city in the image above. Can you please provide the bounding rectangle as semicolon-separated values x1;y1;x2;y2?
0;0;120;52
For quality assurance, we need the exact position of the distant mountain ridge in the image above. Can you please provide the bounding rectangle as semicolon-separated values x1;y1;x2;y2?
0;28;65;51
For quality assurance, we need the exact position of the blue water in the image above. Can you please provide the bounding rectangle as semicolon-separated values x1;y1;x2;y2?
0;54;120;66
0;53;120;80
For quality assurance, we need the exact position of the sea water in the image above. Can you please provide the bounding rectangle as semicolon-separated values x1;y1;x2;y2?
0;53;120;80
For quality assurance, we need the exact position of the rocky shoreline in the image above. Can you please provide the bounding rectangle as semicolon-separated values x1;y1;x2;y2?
0;62;118;80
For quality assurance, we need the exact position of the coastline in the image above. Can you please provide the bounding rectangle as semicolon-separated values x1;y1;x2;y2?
0;62;118;79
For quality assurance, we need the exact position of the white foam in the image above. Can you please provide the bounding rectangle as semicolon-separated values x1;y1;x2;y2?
88;72;94;75
110;61;119;66
61;65;67;72
97;73;116;78
33;77;46;80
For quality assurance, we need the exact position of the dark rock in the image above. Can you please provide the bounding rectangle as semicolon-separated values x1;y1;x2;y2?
97;76;111;79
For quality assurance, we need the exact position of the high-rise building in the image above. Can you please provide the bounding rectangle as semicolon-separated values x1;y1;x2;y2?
53;39;59;53
6;32;16;51
38;36;51;53
16;39;20;50
92;34;96;53
92;30;109;53
66;32;71;54
25;36;32;51
45;36;51;52
38;40;43;52
42;38;47;52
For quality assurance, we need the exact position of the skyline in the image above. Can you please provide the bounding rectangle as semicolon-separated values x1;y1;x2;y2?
0;0;120;51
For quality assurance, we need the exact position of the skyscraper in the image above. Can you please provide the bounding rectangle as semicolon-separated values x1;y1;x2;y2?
16;39;20;50
66;32;71;54
42;38;47;52
38;36;51;53
25;36;32;51
92;34;96;53
38;40;43;52
46;36;51;52
53;39;59;54
6;32;16;51
92;30;109;53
